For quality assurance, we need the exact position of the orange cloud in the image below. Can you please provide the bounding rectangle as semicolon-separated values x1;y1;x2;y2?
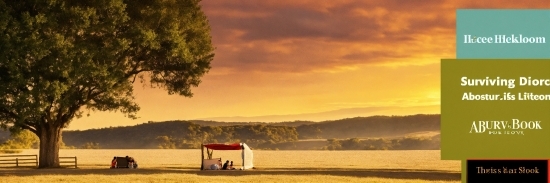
201;0;548;74
68;0;550;130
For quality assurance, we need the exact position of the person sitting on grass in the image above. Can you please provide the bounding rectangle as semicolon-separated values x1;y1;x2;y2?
229;161;236;170
110;157;117;169
125;156;129;168
222;160;229;170
126;156;137;169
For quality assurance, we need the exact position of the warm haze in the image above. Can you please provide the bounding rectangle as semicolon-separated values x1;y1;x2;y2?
68;0;549;130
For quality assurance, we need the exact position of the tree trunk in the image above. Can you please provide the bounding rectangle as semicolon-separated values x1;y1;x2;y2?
38;124;62;168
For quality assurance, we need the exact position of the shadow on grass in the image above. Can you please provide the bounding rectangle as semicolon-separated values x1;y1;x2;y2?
0;167;460;181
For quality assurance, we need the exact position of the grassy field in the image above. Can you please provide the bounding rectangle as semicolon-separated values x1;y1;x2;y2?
0;150;460;183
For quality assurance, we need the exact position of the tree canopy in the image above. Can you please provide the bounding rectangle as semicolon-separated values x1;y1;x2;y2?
0;0;214;167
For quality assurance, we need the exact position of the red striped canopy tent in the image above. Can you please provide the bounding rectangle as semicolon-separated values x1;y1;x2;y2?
201;143;253;170
203;143;242;150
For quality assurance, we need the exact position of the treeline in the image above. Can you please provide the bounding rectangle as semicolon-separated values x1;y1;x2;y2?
0;130;75;153
0;130;38;153
251;134;440;150
296;114;440;139
155;124;298;149
0;114;441;150
182;120;314;127
62;122;298;149
322;135;440;150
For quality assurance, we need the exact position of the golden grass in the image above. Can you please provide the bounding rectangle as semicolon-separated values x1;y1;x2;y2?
0;168;460;183
0;174;458;183
0;150;461;183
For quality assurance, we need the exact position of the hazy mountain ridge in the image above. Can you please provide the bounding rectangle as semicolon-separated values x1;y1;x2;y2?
194;105;439;122
181;120;315;127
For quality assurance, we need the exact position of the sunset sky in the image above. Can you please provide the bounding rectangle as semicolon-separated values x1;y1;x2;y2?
68;0;550;130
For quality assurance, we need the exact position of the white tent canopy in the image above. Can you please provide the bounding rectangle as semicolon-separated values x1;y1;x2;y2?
201;143;253;170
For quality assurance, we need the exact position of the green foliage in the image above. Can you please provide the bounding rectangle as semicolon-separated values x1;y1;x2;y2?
322;135;440;150
0;0;214;131
0;0;214;167
297;125;322;139
81;142;100;149
0;130;38;149
325;138;342;150
62;121;299;149
156;136;176;149
0;130;74;150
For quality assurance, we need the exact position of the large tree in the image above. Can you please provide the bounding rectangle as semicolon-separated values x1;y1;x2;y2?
0;0;214;168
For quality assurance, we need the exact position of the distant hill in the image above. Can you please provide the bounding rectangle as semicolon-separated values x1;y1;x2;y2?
182;120;315;127
1;114;441;150
195;105;439;122
296;114;440;139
